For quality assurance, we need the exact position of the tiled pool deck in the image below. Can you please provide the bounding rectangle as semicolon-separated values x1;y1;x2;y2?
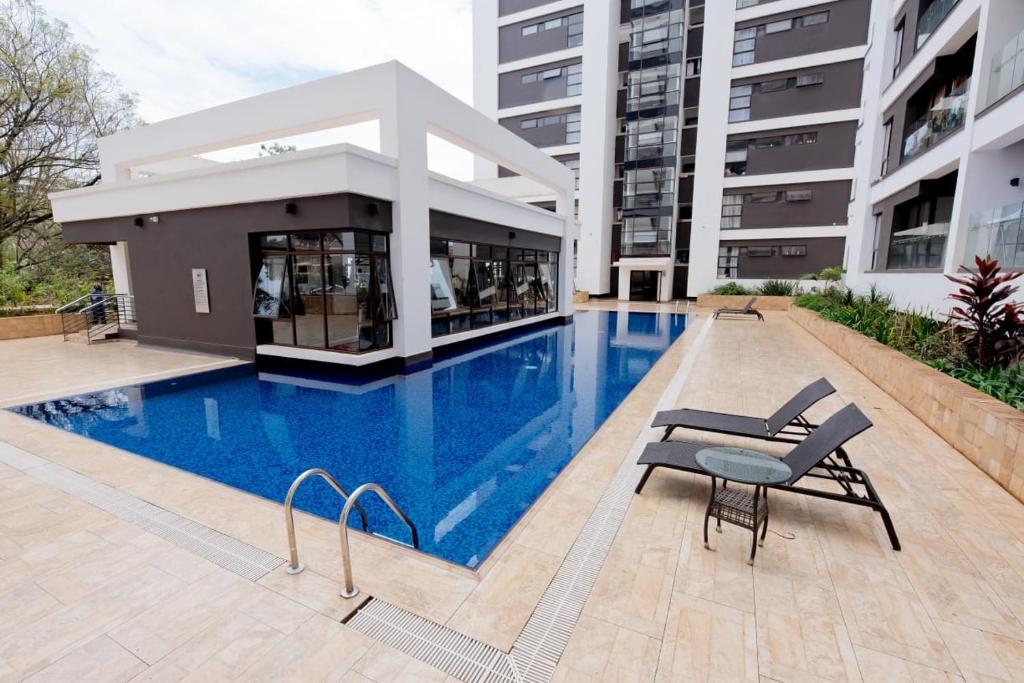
1;303;1022;681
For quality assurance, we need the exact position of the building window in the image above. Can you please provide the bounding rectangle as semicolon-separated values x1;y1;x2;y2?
253;230;395;353
429;239;558;337
892;19;905;78
560;156;580;190
785;190;812;202
781;245;807;256
566;62;582;96
733;28;756;66
724;139;748;176
521;12;583;48
764;19;792;34
519;110;580;136
565;111;581;144
795;72;824;87
728;84;752;122
686;57;702;76
718;246;741;278
880;119;893;175
721;194;743;229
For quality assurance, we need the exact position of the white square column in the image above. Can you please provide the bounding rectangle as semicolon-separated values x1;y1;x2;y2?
380;111;433;363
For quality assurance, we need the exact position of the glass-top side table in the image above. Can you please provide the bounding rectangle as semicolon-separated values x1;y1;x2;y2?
695;447;792;565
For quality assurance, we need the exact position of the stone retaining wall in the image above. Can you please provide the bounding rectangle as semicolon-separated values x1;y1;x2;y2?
790;306;1024;503
0;314;64;341
696;294;795;310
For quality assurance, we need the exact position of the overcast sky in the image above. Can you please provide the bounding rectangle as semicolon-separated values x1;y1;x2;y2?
38;0;476;178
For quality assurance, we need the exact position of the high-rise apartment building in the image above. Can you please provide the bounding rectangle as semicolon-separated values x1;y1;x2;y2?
474;0;1024;307
474;0;871;300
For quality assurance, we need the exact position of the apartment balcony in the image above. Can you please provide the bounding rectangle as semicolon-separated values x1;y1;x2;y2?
916;0;960;50
985;28;1024;108
901;78;970;162
964;201;1024;269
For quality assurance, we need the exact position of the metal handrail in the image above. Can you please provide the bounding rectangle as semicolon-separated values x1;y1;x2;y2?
338;482;419;598
55;292;102;314
283;468;369;575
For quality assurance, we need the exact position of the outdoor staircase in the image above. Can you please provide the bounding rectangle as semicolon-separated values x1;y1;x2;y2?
56;293;136;345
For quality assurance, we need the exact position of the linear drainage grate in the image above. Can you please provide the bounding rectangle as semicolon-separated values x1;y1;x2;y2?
346;599;520;682
0;442;284;582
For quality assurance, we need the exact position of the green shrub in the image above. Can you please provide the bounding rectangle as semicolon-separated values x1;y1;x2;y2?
757;279;798;296
818;265;845;281
710;282;752;295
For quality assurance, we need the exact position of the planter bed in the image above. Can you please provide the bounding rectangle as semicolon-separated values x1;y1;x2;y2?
790;306;1024;503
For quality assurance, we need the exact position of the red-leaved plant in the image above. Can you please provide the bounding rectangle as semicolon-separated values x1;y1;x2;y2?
946;256;1023;370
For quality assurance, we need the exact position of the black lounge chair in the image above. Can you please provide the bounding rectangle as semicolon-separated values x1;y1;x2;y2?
653;377;837;449
713;297;764;321
635;403;901;550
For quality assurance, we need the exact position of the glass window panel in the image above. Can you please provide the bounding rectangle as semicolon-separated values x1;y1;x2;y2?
801;12;828;26
260;234;288;250
291;254;325;347
253;255;290;319
324;253;368;351
522;24;537;35
795;72;823;87
323;231;353;251
450;258;472;308
290;233;321;251
765;19;792;33
450;241;471;258
430;238;447;255
521;119;537;129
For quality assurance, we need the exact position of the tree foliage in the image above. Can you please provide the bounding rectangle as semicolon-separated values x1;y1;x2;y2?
0;0;140;304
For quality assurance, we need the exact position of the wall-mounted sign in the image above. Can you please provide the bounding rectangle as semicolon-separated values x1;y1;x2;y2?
192;268;210;314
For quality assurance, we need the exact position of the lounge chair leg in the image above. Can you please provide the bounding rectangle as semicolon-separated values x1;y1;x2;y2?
878;505;901;551
635;465;656;494
703;477;717;550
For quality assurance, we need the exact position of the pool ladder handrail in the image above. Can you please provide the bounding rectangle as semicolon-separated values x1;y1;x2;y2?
338;482;419;598
283;470;419;599
283;468;369;575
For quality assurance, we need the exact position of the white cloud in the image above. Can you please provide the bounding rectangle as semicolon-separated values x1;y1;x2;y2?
38;0;475;178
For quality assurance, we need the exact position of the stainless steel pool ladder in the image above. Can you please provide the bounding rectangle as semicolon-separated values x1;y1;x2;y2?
283;469;419;599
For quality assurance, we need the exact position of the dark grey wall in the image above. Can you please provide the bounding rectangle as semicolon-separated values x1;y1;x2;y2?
429;211;561;251
723;180;852;229
737;59;864;120
498;57;581;108
499;0;560;16
499;106;578;147
62;193;391;358
723;237;846;278
730;121;858;175
499;8;578;63
737;0;870;64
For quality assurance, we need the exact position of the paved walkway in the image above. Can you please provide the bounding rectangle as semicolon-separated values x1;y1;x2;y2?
0;311;1022;681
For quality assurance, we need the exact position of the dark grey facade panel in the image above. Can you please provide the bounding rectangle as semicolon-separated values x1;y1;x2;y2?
499;0;561;16
499;7;580;63
498;57;581;108
61;193;392;359
737;0;870;64
737;59;864;120
724;180;852;228
722;236;846;278
730;121;858;175
499;105;579;147
429;210;561;251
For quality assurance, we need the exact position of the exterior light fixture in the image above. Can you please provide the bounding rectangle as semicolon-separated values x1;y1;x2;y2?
147;215;160;223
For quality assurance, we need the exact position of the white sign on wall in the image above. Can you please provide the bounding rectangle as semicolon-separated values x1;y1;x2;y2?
192;268;211;314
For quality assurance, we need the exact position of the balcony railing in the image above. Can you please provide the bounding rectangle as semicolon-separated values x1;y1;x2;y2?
916;0;959;49
964;201;1024;269
901;80;969;162
987;29;1024;107
887;222;950;270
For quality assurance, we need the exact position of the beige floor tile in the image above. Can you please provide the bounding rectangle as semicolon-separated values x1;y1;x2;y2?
22;635;145;683
233;615;373;682
936;620;1024;682
655;593;757;683
854;646;964;682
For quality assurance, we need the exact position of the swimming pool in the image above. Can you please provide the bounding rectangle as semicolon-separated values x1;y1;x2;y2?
11;310;686;567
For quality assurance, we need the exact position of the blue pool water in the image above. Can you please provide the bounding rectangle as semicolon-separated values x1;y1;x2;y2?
11;310;686;567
